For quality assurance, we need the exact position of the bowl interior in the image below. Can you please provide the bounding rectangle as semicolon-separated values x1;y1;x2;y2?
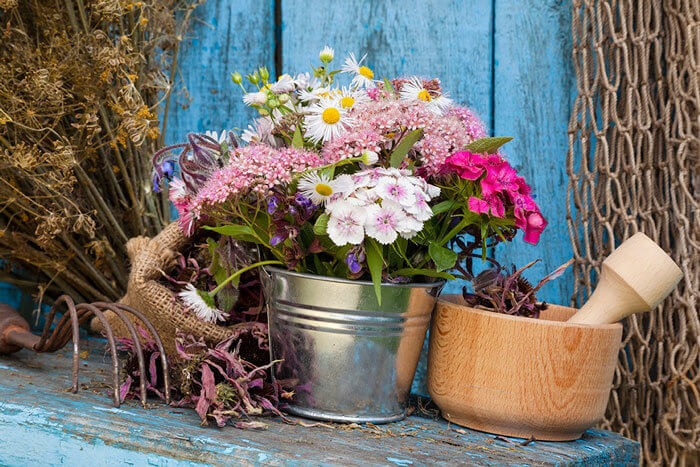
437;294;621;329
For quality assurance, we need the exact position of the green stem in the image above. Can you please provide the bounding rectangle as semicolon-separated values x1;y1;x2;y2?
209;260;283;297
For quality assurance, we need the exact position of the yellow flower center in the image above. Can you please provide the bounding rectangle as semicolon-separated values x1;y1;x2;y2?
418;89;432;102
315;183;333;196
322;107;341;124
340;96;355;108
359;66;374;79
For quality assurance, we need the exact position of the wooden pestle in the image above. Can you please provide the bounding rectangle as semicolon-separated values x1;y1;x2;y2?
567;232;683;325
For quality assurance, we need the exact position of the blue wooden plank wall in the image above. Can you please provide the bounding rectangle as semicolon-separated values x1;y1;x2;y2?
165;0;577;305
0;0;576;309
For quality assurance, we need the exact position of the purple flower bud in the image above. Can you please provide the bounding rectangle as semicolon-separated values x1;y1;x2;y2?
162;160;175;178
267;196;278;214
345;250;363;274
270;234;285;247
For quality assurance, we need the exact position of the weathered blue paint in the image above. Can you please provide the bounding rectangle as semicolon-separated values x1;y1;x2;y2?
281;0;493;123
163;0;276;144
491;0;577;305
0;339;640;466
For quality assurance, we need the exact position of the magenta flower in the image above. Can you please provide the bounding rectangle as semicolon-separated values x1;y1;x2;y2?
445;151;486;180
468;196;490;215
522;211;547;244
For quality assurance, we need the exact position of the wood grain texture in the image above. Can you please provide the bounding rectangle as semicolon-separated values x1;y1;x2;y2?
0;337;640;465
427;295;622;441
569;232;682;324
491;0;577;305
163;0;275;144
281;0;493;125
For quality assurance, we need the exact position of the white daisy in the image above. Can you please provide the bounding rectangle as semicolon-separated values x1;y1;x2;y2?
364;201;407;245
241;117;276;146
178;284;228;324
243;91;268;106
304;98;353;144
341;53;376;89
269;74;295;94
204;129;229;145
298;86;331;103
336;86;370;110
319;45;335;63
399;77;453;114
298;172;353;205
294;72;322;92
326;201;367;246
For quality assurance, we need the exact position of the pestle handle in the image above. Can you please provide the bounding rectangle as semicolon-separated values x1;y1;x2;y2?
568;232;682;325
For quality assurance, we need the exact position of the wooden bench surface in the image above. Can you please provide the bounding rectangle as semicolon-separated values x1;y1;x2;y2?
0;338;639;466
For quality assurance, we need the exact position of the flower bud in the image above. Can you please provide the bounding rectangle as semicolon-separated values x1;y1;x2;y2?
259;66;270;83
319;46;334;64
258;108;269;116
361;150;379;165
268;98;279;108
231;72;242;84
247;72;259;85
278;93;290;104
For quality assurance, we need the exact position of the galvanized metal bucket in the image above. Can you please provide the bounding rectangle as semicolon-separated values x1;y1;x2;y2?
261;267;443;424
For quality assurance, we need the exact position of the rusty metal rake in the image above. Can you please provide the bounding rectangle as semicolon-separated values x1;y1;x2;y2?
0;295;170;407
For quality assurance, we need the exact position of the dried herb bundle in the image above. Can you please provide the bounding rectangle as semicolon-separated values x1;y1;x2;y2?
462;258;574;318
118;329;293;429
0;0;204;306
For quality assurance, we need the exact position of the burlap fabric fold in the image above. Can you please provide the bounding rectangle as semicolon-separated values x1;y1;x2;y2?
91;222;251;356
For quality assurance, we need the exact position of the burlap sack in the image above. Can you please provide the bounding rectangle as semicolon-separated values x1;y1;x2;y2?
92;221;252;356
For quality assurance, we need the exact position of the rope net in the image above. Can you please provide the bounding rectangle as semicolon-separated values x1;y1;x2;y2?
567;1;699;464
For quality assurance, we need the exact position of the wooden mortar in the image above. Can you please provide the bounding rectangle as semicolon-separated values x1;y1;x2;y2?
427;295;622;441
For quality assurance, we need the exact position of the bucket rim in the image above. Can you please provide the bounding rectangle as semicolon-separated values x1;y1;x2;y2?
263;266;445;289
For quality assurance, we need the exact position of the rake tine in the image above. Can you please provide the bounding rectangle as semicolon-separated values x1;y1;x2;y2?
96;303;148;406
35;295;82;393
103;303;172;404
76;303;121;407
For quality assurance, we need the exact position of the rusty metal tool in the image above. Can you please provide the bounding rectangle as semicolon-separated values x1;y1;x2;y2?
0;295;170;407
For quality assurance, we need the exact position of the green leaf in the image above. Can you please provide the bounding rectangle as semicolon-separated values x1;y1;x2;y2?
366;239;384;306
313;213;330;235
392;268;455;281
390;128;423;168
292;125;304;148
465;136;514;155
382;76;394;94
428;241;458;272
204;224;258;243
431;200;461;216
437;212;481;246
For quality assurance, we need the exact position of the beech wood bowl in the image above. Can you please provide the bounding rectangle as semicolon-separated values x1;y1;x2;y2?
427;294;622;441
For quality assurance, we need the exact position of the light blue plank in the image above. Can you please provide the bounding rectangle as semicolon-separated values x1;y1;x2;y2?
281;0;493;124
0;339;640;466
164;0;276;144
492;0;577;305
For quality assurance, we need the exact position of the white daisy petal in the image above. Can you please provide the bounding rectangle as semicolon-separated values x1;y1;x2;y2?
243;91;267;106
269;74;295;93
304;98;354;144
341;53;377;89
178;284;228;324
399;76;453;115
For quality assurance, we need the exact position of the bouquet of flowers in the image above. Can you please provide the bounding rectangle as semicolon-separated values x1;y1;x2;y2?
153;47;547;309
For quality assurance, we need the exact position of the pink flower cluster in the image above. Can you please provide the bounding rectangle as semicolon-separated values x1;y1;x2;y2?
321;99;484;175
187;144;325;221
445;151;547;245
